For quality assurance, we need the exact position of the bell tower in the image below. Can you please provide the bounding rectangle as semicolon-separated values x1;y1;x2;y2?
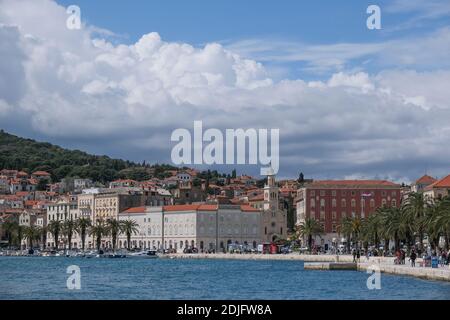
263;167;278;211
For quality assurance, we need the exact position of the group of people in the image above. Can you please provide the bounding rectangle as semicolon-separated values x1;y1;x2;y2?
401;248;449;268
352;248;361;263
395;249;408;265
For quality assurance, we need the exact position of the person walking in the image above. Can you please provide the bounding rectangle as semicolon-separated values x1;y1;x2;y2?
356;249;361;263
352;249;357;263
410;250;417;267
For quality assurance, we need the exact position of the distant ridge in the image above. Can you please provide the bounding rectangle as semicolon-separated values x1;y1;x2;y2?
0;129;176;183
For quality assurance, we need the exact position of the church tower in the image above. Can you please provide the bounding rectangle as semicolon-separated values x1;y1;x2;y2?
261;167;286;242
264;167;279;211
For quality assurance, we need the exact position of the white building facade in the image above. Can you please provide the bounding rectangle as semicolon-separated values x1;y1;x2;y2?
118;204;262;252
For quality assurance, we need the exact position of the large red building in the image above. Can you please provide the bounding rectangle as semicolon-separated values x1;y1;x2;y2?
295;180;401;248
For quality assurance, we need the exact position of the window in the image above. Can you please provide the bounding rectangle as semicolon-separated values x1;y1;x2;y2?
332;224;337;233
332;199;336;208
320;190;325;196
391;199;397;207
341;190;346;196
370;199;375;208
382;199;387;206
310;198;315;208
320;211;325;221
332;211;337;220
341;199;346;207
310;191;315;196
332;190;337;197
351;199;356;208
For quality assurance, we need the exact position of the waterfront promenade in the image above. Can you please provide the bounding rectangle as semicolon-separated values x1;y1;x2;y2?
165;253;450;282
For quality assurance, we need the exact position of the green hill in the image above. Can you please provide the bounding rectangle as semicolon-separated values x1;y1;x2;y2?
0;129;176;183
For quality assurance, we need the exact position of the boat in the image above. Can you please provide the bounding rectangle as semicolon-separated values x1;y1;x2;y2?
107;253;127;259
128;250;158;259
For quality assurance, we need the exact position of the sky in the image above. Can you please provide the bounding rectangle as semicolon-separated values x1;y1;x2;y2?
0;0;450;182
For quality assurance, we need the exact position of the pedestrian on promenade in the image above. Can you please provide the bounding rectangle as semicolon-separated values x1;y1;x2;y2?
395;250;401;264
440;251;447;267
401;250;406;265
410;250;417;267
352;249;356;263
356;249;361;263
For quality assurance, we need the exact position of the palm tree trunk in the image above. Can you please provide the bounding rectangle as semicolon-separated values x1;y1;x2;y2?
127;233;131;251
374;232;379;250
68;235;72;251
54;233;59;250
308;234;312;253
112;234;117;252
81;231;86;251
96;236;101;253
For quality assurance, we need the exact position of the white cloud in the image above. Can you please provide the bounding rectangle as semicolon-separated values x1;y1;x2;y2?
225;27;450;74
0;0;449;181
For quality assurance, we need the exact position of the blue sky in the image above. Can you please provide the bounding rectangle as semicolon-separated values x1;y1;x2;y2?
1;0;450;181
55;0;450;79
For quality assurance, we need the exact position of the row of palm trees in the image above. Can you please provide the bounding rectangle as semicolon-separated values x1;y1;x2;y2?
295;193;450;254
2;217;140;253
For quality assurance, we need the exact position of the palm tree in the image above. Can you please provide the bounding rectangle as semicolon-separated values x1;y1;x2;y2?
351;217;363;249
106;219;122;252
62;219;76;251
1;220;17;249
338;217;353;253
361;214;381;251
75;217;91;252
121;219;139;251
297;218;323;253
437;196;450;250
40;225;48;250
16;225;25;250
381;206;412;252
89;220;108;253
427;196;450;251
404;192;429;250
47;220;62;250
23;225;41;249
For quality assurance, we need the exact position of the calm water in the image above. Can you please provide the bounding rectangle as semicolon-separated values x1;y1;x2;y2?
0;257;449;300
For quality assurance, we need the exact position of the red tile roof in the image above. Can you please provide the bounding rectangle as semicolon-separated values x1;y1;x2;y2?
309;180;400;188
32;171;50;176
424;174;450;190
240;204;260;212
415;175;437;185
163;204;200;211
433;174;450;188
121;206;146;214
15;191;30;197
248;194;264;201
